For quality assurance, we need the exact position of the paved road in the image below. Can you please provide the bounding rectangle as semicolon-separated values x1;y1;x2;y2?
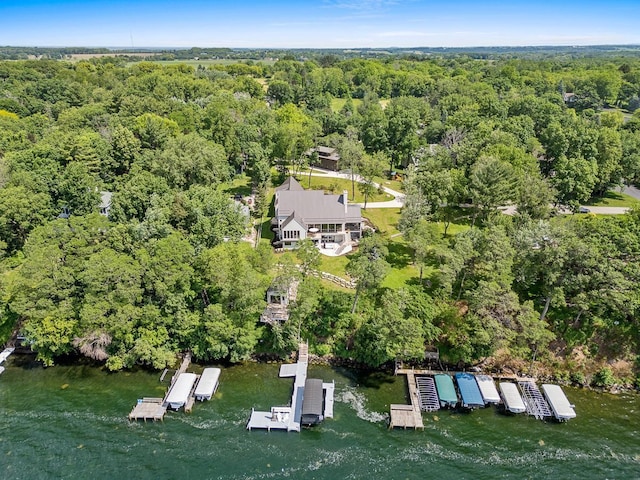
622;185;640;200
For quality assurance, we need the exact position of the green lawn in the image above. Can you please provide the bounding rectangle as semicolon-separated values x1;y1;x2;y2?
318;254;350;278
317;242;421;290
329;97;390;113
300;175;394;203
588;191;638;207
330;97;363;112
376;177;404;193
220;174;253;197
362;208;401;236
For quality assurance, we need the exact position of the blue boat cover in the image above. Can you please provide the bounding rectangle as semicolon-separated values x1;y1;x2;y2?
455;373;484;408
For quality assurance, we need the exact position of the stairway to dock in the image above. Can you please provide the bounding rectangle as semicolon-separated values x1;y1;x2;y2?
415;376;440;412
518;381;552;420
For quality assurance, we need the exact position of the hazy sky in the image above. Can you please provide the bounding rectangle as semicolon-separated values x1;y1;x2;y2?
1;0;639;48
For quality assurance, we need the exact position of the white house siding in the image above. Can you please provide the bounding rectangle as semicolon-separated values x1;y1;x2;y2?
281;218;306;249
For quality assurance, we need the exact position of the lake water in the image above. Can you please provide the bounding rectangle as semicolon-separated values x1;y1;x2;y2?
0;356;638;479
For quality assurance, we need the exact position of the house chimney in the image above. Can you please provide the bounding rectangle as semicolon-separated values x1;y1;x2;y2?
343;190;348;213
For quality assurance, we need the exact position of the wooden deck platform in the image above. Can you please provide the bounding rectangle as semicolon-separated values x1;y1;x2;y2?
389;371;424;430
129;398;167;421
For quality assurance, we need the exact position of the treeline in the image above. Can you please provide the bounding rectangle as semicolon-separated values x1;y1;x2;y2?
0;55;639;382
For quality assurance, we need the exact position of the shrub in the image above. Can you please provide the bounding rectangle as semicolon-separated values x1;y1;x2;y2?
592;367;616;388
570;372;586;386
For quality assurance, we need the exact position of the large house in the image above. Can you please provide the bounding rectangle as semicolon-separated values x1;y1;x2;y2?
273;176;362;253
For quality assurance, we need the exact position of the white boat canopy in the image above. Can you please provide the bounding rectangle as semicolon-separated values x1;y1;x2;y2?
194;368;221;401
541;384;576;421
499;382;526;414
165;373;197;410
475;375;501;404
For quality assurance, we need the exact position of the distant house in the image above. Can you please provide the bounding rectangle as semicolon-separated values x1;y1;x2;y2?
563;92;577;105
273;177;362;253
308;146;341;171
58;191;112;219
99;191;112;217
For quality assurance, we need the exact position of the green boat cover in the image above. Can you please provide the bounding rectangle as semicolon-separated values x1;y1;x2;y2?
434;374;457;406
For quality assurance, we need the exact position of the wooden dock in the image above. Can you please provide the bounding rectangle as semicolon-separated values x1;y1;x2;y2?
129;352;196;421
128;397;167;421
389;370;424;430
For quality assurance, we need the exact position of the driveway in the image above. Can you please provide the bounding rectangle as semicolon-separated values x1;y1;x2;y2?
305;168;405;208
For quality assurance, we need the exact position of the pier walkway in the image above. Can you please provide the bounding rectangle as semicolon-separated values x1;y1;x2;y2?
130;352;195;421
519;381;552;420
247;342;334;432
390;369;424;430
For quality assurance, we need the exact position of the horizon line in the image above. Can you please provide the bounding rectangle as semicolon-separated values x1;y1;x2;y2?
3;43;640;51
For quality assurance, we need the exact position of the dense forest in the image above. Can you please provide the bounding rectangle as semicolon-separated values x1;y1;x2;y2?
1;52;640;388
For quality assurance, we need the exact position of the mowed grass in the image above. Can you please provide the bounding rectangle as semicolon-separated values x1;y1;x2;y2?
588;191;638;207
302;175;394;203
329;97;390;113
330;97;363;112
363;208;401;236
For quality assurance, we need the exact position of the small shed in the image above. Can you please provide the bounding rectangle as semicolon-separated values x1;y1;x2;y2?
165;373;197;410
301;378;324;425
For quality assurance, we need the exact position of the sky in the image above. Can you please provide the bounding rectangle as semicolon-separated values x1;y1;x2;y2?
1;0;639;49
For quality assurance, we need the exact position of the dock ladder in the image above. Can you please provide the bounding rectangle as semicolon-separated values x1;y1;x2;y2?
518;381;552;420
415;376;440;412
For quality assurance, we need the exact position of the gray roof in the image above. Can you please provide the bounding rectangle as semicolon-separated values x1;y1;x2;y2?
301;378;324;418
276;176;304;192
281;211;306;230
99;191;112;209
277;189;361;225
316;146;336;154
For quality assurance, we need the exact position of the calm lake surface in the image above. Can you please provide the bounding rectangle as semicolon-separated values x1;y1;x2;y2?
0;356;638;479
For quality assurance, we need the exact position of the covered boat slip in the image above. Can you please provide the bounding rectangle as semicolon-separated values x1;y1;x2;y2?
455;373;484;408
247;343;334;432
499;382;526;414
518;381;552;420
194;368;221;401
415;376;440;412
165;373;198;410
434;374;458;408
475;375;501;404
541;384;576;421
301;378;324;425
